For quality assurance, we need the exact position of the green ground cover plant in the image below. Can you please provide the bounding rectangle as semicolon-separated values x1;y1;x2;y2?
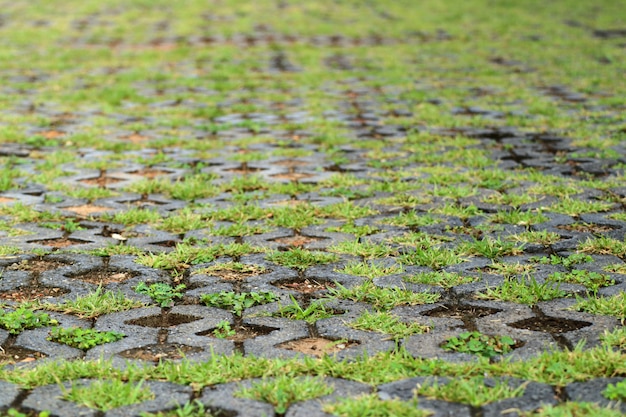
135;282;186;308
0;307;58;334
48;327;124;350
0;0;625;412
442;331;516;358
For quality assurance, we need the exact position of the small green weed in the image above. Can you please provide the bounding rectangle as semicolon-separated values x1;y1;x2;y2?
404;271;477;289
477;276;568;305
135;282;186;308
603;379;626;401
212;320;236;339
573;293;626;320
273;297;336;323
329;282;440;311
442;332;516;358
201;291;278;316
234;375;333;414
323;394;426;417
266;248;338;270
0;307;58;334
48;327;124;349
350;311;430;342
42;287;144;318
548;270;614;293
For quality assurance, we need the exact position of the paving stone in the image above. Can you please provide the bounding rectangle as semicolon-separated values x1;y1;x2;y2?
0;380;21;408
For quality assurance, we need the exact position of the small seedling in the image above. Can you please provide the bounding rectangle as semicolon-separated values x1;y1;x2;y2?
442;331;516;358
135;282;186;307
273;296;336;323
212;320;236;339
0;307;58;334
234;375;333;414
201;291;278;316
603;379;626;401
48;327;124;349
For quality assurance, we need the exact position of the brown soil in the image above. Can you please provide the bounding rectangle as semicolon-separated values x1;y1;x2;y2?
32;237;87;248
7;259;69;273
0;197;16;203
199;323;277;342
557;224;615;233
271;172;314;181
278;337;358;357
126;313;200;328
206;267;268;281
268;199;307;207
0;346;46;364
79;176;123;187
118;343;202;362
71;269;136;285
39;130;65;139
274;159;309;167
65;205;112;216
225;165;262;174
275;279;335;294
121;133;148;143
424;304;501;319
0;286;69;301
509;316;591;334
273;235;324;247
130;168;172;179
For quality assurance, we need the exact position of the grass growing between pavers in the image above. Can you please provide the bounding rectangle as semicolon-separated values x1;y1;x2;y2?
1;0;626;414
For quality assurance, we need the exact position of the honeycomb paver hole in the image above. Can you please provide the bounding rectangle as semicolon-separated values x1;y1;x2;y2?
275;159;309;167
65;205;112;216
0;346;47;364
79;176;123;187
0;197;15;203
118;343;202;362
126;313;201;328
271;172;314;181
271;235;326;247
205;266;270;281
278;337;359;357
273;278;336;293
198;323;278;342
0;286;69;302
224;164;263;174
557;224;616;233
121;133;149;143
424;304;501;319
29;237;89;248
129;168;172;179
8;259;70;273
69;269;137;285
509;316;591;334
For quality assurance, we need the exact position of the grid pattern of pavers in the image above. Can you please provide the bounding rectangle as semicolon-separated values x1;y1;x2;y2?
1;1;626;416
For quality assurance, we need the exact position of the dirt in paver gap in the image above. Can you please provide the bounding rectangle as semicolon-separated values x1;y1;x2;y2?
274;278;335;293
0;286;68;302
557;224;616;233
424;304;502;331
119;344;202;362
64;205;112;216
7;259;70;273
126;313;200;328
509;316;592;334
31;238;87;248
278;337;359;357
0;346;47;364
272;235;326;247
198;323;278;342
70;269;136;285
